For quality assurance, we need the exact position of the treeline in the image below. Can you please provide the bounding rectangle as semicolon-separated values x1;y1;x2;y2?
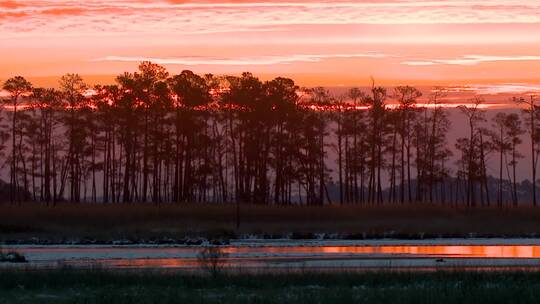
1;62;539;207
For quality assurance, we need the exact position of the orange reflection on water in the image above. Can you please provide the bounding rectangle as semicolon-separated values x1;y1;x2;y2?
104;258;199;268
16;245;540;270
319;245;540;258
225;245;540;258
93;245;540;269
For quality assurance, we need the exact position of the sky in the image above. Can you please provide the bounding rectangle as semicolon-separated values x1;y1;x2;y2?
1;0;540;87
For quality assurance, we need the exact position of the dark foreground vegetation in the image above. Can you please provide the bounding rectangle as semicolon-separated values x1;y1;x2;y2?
3;62;540;208
2;269;540;304
2;204;540;243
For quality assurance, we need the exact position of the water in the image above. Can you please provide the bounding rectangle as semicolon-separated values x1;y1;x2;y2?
5;240;540;270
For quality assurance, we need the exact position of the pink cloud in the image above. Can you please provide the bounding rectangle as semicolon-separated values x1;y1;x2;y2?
3;0;540;38
402;55;540;66
443;83;540;95
2;0;540;83
92;53;392;66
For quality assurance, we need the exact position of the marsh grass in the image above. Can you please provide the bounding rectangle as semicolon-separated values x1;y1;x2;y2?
1;269;540;303
2;203;540;243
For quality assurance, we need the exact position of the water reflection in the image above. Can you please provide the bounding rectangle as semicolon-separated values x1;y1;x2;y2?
222;245;540;258
8;244;540;270
316;245;540;258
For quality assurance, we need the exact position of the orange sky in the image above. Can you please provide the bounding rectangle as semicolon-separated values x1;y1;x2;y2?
2;0;540;86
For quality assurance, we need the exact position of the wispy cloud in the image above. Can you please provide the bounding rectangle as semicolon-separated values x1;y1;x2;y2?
92;53;391;66
443;83;540;95
402;55;540;66
4;1;540;82
3;0;540;38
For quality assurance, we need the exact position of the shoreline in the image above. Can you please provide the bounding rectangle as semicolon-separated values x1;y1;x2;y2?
6;239;540;271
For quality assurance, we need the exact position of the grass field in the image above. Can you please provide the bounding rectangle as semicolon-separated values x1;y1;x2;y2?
2;269;540;303
2;203;540;243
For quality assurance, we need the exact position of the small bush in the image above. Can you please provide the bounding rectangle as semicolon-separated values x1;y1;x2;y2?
0;251;27;263
197;246;228;277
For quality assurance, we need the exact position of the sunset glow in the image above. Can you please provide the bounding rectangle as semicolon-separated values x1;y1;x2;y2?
2;0;540;86
6;2;540;297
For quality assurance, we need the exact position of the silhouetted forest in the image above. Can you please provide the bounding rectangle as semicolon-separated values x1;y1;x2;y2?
2;62;539;207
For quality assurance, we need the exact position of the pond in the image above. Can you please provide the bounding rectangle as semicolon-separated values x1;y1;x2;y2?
4;239;540;271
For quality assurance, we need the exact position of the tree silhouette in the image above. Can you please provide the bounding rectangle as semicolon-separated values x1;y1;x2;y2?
169;70;213;203
486;112;526;207
457;97;486;207
59;74;88;203
393;86;421;204
2;64;540;208
299;87;332;205
504;114;524;206
346;88;367;204
2;76;32;204
28;88;62;205
515;96;539;206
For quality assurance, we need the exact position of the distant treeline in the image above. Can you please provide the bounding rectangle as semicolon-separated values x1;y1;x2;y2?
2;62;539;207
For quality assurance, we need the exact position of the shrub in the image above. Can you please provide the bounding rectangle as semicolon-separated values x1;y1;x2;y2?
197;246;228;277
0;251;27;263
